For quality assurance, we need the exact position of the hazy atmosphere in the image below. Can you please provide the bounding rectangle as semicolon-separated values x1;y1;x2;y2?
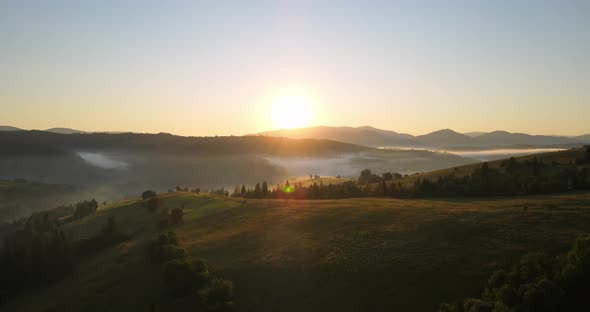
2;2;590;312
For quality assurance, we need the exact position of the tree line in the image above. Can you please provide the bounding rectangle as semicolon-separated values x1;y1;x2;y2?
0;203;128;304
440;236;590;312
227;147;590;200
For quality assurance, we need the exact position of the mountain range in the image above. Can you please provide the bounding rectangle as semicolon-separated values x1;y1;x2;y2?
2;125;589;148
258;126;590;148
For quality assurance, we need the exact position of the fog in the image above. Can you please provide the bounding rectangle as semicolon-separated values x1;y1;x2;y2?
446;148;564;161
379;147;564;162
264;149;475;180
264;155;360;178
77;152;128;169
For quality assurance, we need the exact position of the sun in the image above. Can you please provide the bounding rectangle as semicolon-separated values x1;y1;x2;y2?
270;95;313;129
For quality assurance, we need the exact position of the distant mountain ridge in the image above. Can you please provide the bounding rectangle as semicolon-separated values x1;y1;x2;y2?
0;126;131;134
258;126;588;148
257;126;420;147
475;130;579;146
45;127;87;134
574;133;590;143
2;125;589;146
0;126;23;131
416;129;476;147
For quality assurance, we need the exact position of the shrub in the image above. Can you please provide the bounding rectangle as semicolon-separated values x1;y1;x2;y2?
72;199;98;219
151;240;187;262
142;190;157;200
193;258;208;273
205;278;234;304
164;259;194;296
521;278;566;311
462;298;493;312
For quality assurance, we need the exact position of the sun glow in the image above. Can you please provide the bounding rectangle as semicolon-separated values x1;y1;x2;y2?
270;95;313;129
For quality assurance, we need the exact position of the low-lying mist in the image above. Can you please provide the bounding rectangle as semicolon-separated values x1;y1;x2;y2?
0;146;473;221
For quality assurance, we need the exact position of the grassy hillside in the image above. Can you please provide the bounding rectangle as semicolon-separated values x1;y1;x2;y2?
396;147;588;188
4;191;590;311
0;179;79;222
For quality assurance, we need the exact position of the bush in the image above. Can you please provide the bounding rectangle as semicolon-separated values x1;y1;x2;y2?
521;278;566;311
150;232;187;262
440;236;590;311
72;199;98;219
193;258;208;273
164;259;195;296
157;245;188;262
462;298;493;312
205;278;234;304
142;190;157;200
157;231;179;246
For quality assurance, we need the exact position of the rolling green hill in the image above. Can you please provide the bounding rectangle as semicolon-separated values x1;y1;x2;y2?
395;147;589;188
4;191;590;312
0;179;79;222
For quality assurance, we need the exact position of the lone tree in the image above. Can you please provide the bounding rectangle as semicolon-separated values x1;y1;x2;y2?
142;190;157;200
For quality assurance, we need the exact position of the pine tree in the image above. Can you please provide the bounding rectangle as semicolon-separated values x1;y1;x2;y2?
254;183;261;196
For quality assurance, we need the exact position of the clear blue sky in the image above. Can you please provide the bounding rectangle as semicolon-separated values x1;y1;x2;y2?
1;0;589;136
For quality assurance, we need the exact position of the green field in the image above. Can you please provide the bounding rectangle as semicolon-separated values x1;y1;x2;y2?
4;190;590;312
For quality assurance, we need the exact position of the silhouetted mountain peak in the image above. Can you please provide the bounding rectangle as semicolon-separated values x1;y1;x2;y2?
0;125;23;131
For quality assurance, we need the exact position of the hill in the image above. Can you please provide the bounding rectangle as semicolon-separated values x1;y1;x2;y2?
416;129;476;147
257;126;586;148
0;131;472;220
45;127;87;134
575;133;590;143
257;126;419;147
396;146;589;189
0;130;371;156
463;131;487;137
0;179;82;222
0;126;22;131
475;130;578;146
3;191;590;312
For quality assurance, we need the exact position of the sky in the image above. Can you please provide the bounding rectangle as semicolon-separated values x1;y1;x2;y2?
1;0;589;136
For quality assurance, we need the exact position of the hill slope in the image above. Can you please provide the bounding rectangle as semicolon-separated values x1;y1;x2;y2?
575;133;590;143
0;126;22;131
0;130;473;220
397;146;589;188
44;127;87;134
257;126;419;147
4;192;590;312
416;129;475;147
257;126;586;148
475;130;579;146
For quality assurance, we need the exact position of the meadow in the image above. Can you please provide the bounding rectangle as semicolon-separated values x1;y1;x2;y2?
4;191;590;311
